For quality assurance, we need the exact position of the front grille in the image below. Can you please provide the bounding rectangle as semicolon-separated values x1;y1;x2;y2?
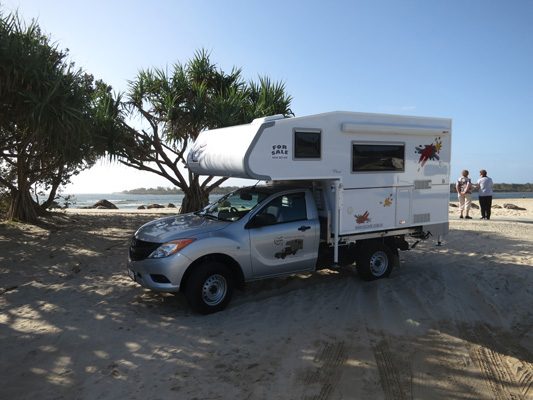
129;237;162;261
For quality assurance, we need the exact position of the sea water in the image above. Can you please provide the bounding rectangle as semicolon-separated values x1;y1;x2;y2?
60;193;222;209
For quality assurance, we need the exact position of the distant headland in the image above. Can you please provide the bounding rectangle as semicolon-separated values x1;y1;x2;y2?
449;183;532;193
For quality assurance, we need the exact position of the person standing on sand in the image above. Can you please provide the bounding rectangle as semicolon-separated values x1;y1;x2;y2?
456;169;472;219
477;169;494;220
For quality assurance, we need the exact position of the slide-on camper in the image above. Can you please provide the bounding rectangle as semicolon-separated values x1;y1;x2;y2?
128;112;452;313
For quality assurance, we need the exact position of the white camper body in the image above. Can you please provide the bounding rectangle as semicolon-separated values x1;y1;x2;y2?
127;112;452;314
188;111;452;245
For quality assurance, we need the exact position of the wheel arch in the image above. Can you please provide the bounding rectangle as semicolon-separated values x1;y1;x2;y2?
355;236;401;255
180;253;245;292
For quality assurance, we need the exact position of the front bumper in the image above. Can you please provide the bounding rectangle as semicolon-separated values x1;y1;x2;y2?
127;252;193;292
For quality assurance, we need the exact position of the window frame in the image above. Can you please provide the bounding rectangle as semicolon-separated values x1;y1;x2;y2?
351;141;406;173
255;192;308;226
293;128;322;160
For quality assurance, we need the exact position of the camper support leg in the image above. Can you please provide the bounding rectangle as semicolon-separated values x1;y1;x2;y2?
333;181;341;264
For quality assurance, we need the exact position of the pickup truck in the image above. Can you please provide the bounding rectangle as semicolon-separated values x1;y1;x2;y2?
127;183;413;314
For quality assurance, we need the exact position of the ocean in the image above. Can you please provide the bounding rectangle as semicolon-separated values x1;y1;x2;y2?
62;191;533;209
61;193;222;209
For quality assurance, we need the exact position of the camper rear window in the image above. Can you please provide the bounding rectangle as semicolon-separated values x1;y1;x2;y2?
352;143;405;172
294;131;321;159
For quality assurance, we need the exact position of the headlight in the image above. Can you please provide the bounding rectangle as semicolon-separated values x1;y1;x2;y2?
149;239;195;259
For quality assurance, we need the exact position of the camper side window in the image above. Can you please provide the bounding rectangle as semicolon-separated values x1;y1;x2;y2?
294;130;321;159
352;143;405;172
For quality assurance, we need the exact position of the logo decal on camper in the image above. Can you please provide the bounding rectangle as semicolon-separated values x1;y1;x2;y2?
271;144;288;159
380;194;393;207
416;137;442;169
355;211;371;224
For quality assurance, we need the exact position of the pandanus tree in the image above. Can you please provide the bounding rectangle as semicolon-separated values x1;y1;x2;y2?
0;11;123;222
117;50;293;213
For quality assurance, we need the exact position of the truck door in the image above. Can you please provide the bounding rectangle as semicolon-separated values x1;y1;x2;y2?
247;191;319;278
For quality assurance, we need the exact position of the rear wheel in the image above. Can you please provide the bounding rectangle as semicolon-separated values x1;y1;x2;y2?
356;242;395;281
184;261;234;314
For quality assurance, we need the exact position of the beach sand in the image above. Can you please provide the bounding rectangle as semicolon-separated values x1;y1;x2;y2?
1;199;532;399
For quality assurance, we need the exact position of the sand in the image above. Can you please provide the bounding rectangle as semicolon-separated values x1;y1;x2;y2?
0;198;532;399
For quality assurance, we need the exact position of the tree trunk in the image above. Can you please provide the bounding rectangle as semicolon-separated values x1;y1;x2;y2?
181;183;209;214
6;159;42;223
7;187;39;223
40;169;63;210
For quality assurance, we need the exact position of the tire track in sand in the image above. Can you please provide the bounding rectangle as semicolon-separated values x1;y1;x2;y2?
438;258;533;400
301;341;347;400
372;337;412;400
361;279;413;400
461;324;533;400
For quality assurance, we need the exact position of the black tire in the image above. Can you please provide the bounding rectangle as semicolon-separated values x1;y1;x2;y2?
184;261;234;314
356;241;395;281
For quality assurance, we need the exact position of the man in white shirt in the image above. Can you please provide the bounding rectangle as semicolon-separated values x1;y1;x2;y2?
477;169;494;220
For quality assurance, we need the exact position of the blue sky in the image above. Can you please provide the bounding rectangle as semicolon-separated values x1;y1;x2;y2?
4;0;533;192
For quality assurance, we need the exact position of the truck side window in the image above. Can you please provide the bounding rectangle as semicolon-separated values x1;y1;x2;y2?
257;193;307;224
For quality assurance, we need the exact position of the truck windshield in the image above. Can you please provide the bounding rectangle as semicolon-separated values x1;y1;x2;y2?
198;188;270;222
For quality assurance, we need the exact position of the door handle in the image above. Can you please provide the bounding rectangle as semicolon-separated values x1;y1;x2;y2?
298;225;311;231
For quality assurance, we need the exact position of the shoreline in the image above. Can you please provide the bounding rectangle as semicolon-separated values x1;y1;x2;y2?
52;191;533;211
447;197;532;220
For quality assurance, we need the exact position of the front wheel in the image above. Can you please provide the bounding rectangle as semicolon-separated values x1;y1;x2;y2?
356;242;395;281
184;261;234;314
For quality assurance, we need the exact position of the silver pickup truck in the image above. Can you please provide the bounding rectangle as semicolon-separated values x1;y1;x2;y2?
127;184;412;314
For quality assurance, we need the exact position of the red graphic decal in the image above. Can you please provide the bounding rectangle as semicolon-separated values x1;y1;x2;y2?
416;137;442;168
355;211;371;224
